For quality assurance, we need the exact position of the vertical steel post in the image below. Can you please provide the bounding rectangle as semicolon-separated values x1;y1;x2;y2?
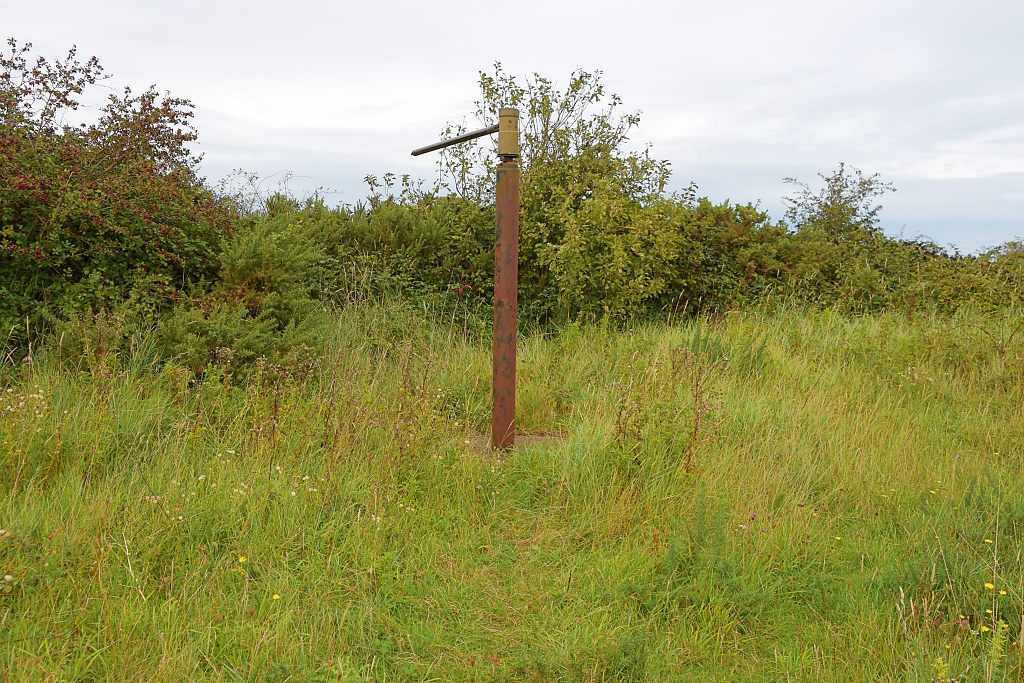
492;108;519;450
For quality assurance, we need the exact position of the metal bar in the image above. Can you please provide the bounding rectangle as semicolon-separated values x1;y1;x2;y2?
410;123;499;156
492;157;519;450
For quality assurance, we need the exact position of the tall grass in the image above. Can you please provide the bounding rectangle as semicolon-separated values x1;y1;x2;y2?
1;302;1023;681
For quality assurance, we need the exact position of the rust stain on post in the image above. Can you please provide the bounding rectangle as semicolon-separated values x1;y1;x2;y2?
493;108;519;450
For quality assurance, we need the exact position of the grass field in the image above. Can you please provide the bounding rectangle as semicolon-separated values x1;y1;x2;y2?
2;302;1023;681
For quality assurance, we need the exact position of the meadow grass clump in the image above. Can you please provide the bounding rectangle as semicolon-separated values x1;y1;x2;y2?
1;302;1023;681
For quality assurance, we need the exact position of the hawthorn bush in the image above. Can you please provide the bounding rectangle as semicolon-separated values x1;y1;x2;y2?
0;39;232;346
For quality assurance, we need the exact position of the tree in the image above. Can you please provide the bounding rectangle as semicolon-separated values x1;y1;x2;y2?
782;163;894;239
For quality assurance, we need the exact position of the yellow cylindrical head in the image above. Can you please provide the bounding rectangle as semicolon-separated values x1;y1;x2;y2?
498;108;519;157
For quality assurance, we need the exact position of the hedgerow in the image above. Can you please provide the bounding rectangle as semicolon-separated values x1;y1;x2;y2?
3;44;1022;371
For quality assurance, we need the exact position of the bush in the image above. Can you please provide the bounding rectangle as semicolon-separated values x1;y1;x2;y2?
422;67;1024;320
776;165;1024;314
0;39;232;346
157;210;330;370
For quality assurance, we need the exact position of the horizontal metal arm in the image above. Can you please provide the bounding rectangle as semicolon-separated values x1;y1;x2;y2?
411;123;499;156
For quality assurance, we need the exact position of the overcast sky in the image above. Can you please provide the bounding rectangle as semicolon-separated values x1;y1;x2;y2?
6;0;1023;252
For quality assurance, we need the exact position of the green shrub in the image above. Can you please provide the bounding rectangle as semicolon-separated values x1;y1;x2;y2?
422;67;1024;321
157;214;329;370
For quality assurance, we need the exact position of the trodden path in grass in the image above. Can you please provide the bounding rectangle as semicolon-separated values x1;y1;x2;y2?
1;303;1023;681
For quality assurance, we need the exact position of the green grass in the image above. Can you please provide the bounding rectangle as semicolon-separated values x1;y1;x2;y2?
2;302;1024;681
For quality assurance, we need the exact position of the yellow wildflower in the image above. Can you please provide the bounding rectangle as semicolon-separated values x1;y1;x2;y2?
981;626;991;633
985;583;995;590
273;594;281;600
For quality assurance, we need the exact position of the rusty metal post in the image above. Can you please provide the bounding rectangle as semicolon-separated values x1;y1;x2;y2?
410;108;520;450
492;108;519;450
